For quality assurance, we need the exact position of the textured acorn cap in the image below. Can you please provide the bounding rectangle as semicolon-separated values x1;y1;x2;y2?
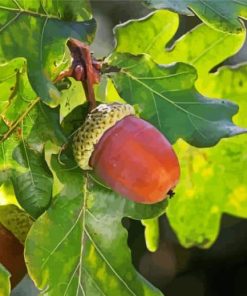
73;103;135;170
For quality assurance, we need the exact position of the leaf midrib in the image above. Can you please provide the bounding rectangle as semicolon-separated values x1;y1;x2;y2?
80;176;137;296
0;98;40;144
0;4;60;20
122;69;212;125
84;227;138;296
195;0;230;22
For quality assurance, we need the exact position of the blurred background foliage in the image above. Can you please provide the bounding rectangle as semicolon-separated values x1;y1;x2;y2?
4;0;247;295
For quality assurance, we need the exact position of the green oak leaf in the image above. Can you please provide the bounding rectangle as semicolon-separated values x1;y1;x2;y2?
168;128;247;248
3;124;57;218
0;58;66;217
134;12;247;248
107;53;246;146
0;58;66;168
0;180;18;205
144;0;247;34
115;9;247;248
164;27;247;248
25;153;167;295
0;0;96;105
0;264;10;296
141;218;159;252
163;31;247;100
113;10;246;99
148;19;246;100
201;63;247;99
114;10;179;58
11;142;53;218
0;204;33;244
0;58;38;145
110;10;247;247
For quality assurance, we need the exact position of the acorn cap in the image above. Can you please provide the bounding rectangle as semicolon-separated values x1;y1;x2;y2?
73;103;135;170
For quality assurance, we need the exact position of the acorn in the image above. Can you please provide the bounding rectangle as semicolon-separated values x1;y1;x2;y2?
73;103;180;204
54;39;179;202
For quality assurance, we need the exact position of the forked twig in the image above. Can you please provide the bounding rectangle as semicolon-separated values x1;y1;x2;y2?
54;38;102;111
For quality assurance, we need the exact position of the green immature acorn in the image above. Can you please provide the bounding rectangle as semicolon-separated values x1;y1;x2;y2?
73;103;180;204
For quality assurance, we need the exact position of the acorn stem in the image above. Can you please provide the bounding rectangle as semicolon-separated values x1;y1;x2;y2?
74;40;97;111
54;38;101;112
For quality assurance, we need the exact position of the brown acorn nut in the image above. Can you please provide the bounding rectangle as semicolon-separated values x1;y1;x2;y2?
73;103;180;203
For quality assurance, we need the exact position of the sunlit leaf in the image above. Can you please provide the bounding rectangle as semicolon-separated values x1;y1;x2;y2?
114;10;179;58
200;63;247;99
141;218;159;252
113;10;246;99
0;264;10;296
0;181;17;205
168;127;247;248
167;63;247;247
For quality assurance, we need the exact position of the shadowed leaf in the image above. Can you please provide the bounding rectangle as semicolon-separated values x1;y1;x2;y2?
144;0;247;33
0;0;96;105
0;59;66;217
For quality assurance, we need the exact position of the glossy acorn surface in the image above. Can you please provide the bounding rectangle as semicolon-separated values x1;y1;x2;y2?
0;224;26;288
73;103;180;204
90;115;180;203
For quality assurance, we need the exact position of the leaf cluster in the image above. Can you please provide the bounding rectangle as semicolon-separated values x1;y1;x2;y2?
0;0;247;295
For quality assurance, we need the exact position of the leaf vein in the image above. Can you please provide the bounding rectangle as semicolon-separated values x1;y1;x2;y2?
21;122;35;186
233;0;247;5
83;267;107;296
63;261;80;296
123;70;212;125
132;71;192;80
197;0;230;22
144;22;173;53
0;12;21;33
40;17;49;64
187;114;208;140
150;90;161;129
41;206;84;269
85;228;137;296
190;35;228;65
